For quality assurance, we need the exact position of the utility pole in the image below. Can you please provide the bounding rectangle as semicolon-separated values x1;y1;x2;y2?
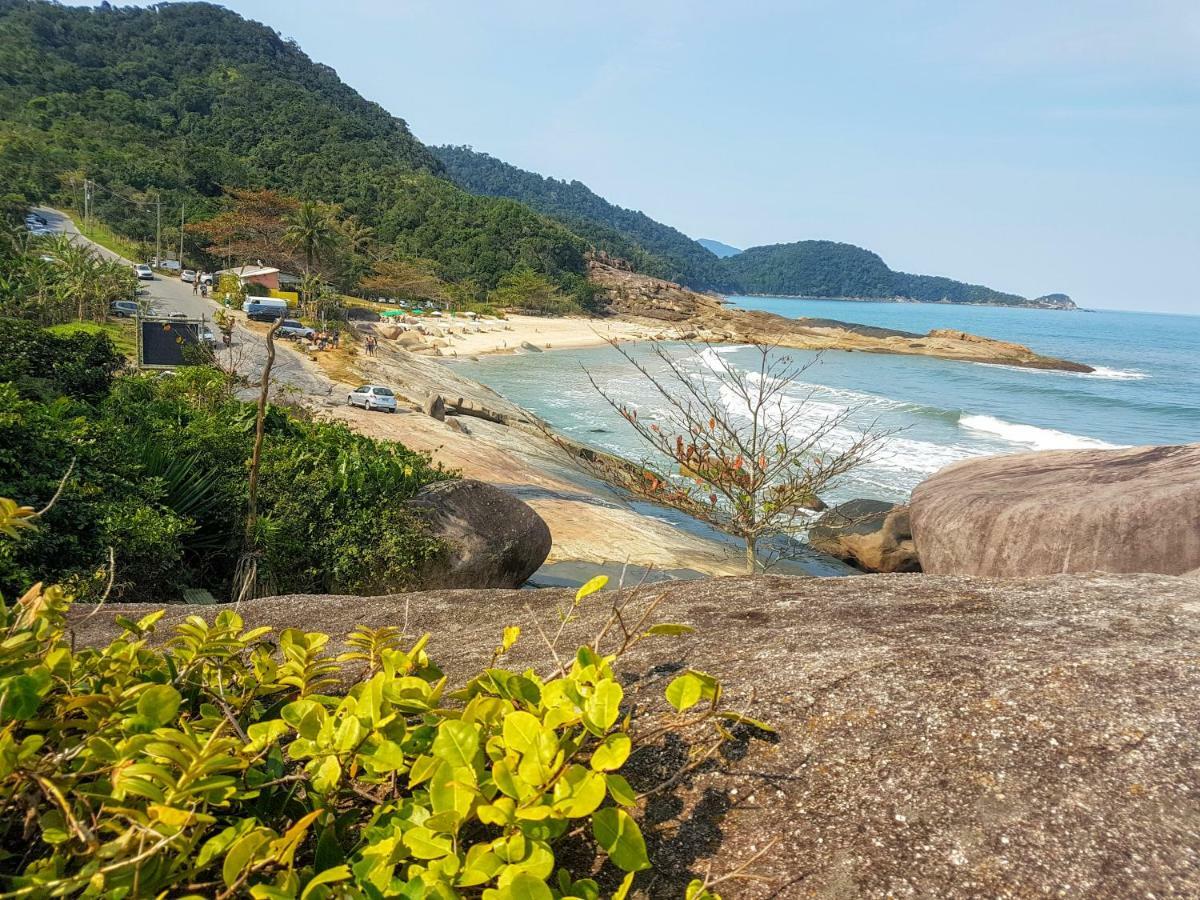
82;178;90;227
155;194;162;269
178;202;185;268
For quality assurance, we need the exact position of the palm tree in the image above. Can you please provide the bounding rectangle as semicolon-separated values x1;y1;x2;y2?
283;201;337;274
337;217;375;258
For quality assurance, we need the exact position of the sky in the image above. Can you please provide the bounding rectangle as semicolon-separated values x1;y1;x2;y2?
84;1;1199;312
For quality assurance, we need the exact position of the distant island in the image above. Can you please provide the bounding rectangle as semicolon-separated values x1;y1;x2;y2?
697;238;742;258
436;146;1078;310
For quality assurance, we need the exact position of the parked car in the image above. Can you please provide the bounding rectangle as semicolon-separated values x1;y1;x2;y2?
180;269;197;283
346;385;397;413
133;264;154;280
110;300;140;318
242;298;289;322
277;319;316;340
199;326;218;348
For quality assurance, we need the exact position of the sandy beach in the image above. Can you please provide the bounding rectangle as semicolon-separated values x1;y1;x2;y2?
380;313;658;358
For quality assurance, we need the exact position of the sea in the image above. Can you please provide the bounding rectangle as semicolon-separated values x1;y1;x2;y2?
451;298;1200;506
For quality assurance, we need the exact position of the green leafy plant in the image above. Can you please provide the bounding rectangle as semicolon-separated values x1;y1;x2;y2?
0;553;743;898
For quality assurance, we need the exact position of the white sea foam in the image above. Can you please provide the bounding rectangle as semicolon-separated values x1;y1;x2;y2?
958;414;1123;450
1081;366;1150;381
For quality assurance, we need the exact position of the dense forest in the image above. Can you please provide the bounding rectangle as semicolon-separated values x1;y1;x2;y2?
0;0;589;300
721;241;1030;304
438;148;1064;307
435;144;729;290
0;0;1067;309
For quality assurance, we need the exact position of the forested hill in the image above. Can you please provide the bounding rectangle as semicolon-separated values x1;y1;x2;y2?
436;148;1067;308
0;1;590;295
721;241;1034;305
434;145;727;290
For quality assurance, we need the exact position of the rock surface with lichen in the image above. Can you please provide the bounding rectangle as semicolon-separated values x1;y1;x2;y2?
70;573;1200;897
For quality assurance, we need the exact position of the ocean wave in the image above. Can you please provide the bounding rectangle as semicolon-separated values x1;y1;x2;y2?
1080;366;1150;381
983;362;1150;382
958;414;1123;450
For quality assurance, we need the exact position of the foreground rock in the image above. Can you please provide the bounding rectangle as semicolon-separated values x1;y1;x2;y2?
808;499;921;572
911;443;1200;576
73;573;1200;897
410;479;551;588
589;258;1093;373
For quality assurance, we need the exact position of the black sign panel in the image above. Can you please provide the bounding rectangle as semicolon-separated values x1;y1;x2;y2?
139;317;201;368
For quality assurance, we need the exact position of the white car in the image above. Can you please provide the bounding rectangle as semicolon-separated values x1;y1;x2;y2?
181;269;197;283
347;384;398;413
134;264;154;280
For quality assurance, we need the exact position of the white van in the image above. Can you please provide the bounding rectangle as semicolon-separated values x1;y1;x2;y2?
242;297;289;322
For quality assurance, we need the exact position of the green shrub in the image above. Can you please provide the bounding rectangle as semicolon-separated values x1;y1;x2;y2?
0;568;733;899
0;343;450;602
0;317;124;401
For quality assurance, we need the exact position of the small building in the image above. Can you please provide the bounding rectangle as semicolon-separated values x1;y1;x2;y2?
216;265;281;292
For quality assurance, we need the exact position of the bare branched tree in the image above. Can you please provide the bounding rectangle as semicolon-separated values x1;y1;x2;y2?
585;340;892;573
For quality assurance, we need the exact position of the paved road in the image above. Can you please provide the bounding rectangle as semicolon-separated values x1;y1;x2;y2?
36;206;214;320
37;206;333;396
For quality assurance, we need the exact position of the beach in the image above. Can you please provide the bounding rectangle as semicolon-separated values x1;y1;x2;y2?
384;313;655;358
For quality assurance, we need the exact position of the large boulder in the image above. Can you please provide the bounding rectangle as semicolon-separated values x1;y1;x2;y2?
410;479;550;588
808;499;920;572
911;443;1200;576
72;573;1200;897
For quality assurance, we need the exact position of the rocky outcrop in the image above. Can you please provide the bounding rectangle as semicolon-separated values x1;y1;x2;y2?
808;499;920;572
910;443;1200;577
72;573;1200;897
422;393;446;421
410;479;551;588
588;260;1093;372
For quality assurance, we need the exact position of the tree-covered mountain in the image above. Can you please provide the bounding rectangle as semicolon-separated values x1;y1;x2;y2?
0;0;590;297
0;0;1069;309
434;145;728;290
721;241;1030;304
436;147;1066;307
696;238;741;258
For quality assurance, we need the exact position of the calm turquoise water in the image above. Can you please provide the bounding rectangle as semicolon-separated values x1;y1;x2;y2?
452;300;1200;504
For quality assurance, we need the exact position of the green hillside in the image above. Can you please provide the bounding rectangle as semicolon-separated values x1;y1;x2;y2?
0;0;588;296
434;145;728;290
0;0;1066;309
436;147;1056;307
720;241;1029;304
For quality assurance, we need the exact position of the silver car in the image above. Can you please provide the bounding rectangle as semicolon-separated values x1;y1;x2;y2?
347;384;398;413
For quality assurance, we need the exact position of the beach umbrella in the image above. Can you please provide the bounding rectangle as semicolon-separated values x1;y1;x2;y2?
379;309;406;317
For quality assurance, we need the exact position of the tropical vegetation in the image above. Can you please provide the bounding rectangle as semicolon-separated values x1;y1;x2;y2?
0;0;1052;315
0;319;449;604
0;1;594;308
437;147;1053;306
0;519;741;897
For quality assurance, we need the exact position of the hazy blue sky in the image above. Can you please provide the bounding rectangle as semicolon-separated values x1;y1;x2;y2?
86;1;1198;312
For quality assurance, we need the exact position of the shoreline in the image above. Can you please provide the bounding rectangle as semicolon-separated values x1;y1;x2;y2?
727;293;1079;311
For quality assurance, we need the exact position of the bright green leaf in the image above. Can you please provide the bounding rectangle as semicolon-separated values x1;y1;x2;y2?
665;673;704;712
136;684;182;728
592;808;650;872
590;733;631;772
574;575;608;602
